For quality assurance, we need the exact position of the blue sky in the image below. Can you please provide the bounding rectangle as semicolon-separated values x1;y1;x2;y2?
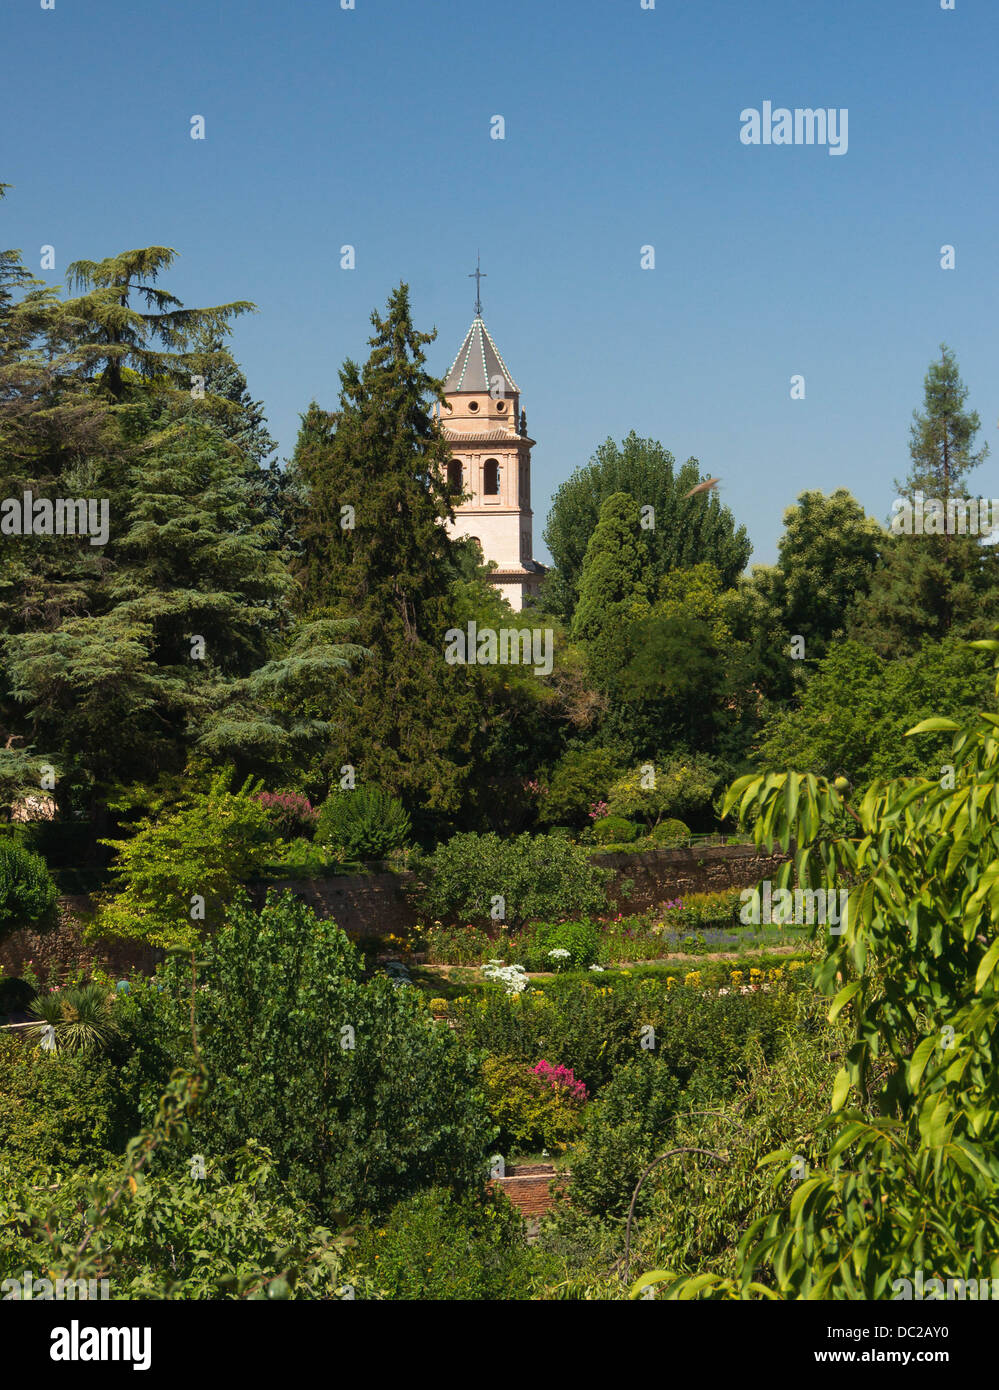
4;0;995;565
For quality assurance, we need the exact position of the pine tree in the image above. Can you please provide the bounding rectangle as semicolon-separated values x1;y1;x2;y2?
294;283;457;641
899;344;988;509
850;346;998;654
289;286;498;825
61;247;254;402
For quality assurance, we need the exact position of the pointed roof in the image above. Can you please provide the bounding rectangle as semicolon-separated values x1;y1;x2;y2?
444;316;519;395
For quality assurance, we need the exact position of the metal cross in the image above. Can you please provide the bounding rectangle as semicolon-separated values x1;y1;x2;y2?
469;252;487;317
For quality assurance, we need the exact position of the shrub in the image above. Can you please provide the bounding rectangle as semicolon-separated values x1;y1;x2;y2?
536;746;626;828
264;837;331;876
257;791;318;838
423;921;494;966
593;815;637;845
26;982;119;1055
606;755;719;828
353;1188;543;1300
0;840;58;940
481;1055;587;1154
526;918;602;972
569;1057;684;1217
121;891;493;1219
416;831;611;931
95;768;278;950
0;1036;125;1173
649;818;690;845
316;786;411;860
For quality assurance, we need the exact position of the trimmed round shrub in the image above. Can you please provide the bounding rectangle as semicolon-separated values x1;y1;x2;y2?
316;786;411;860
0;841;58;938
650;818;690;845
593;815;637;845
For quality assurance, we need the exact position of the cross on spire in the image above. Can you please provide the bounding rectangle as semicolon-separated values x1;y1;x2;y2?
469;252;487;317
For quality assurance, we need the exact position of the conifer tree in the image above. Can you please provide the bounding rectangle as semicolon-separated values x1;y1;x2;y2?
898;344;988;509
571;491;651;651
289;286;496;824
850;346;999;655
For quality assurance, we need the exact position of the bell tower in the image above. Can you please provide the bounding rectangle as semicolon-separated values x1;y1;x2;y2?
438;275;545;610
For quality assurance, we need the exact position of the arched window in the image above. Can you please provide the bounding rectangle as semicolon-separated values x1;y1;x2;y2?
484;458;500;495
447;460;463;495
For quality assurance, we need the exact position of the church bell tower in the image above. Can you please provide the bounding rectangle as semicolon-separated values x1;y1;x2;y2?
438;271;545;610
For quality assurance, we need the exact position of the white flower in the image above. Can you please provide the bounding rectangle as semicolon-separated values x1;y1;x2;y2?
717;987;729;996
589;964;605;972
482;961;529;995
548;948;571;960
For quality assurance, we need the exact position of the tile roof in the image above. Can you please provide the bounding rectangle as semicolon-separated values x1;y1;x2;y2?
444;316;519;395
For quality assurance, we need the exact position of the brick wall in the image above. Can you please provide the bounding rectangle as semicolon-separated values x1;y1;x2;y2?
489;1163;568;1220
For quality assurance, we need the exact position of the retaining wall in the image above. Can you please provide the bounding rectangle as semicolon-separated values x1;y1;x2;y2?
0;844;787;984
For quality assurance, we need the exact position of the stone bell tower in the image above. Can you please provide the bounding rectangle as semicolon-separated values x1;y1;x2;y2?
437;272;545;610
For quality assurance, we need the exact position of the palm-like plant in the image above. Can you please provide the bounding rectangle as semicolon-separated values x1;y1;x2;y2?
26;982;118;1055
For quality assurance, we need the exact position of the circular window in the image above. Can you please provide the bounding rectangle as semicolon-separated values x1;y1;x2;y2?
468;400;479;412
496;400;506;411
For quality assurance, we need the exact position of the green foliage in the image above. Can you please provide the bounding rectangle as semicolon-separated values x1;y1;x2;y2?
593;814;637;845
653;655;999;1297
526;918;603;971
568;1057;684;1217
125;892;493;1219
571;492;651;664
353;1187;542;1300
757;637;993;783
0;1036;124;1173
316;784;411;860
481;1056;587;1153
416;831;611;931
95;768;278;949
26;981;119;1055
649;818;691;845
537;745;626;827
544;432;751;624
0;1067;364;1299
901;343;988;504
607;756;719;828
0;839;57;938
772;489;884;662
452;973;799;1098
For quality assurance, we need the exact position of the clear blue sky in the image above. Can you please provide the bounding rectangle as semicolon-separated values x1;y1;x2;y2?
5;0;995;565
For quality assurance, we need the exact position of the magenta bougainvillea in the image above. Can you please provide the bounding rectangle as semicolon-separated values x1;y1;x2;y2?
533;1059;588;1103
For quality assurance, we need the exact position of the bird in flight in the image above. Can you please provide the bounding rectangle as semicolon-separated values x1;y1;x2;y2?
683;476;721;498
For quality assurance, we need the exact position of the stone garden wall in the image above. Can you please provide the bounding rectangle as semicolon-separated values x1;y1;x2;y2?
0;844;788;984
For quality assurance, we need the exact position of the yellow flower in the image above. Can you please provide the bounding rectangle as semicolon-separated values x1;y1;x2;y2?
667;976;676;989
731;971;744;984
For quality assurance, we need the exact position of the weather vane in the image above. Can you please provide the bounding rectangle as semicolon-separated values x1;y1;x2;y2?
469;252;486;317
